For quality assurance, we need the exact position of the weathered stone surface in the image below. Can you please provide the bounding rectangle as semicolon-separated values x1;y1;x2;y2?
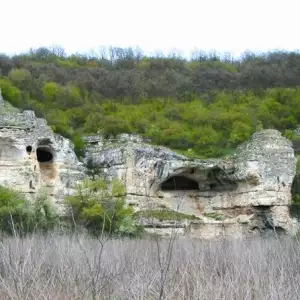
84;130;298;237
0;110;85;209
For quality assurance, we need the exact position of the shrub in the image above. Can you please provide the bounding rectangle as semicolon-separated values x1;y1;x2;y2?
65;178;143;237
31;191;59;232
0;186;31;234
71;133;85;158
100;116;131;138
0;186;58;235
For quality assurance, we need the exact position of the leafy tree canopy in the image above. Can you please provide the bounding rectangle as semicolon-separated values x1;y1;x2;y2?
2;47;300;157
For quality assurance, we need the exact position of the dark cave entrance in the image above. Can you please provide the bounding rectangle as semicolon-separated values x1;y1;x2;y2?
36;140;56;182
26;145;32;154
161;176;199;191
37;147;53;162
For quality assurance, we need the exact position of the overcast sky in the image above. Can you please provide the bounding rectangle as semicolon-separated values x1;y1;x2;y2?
1;0;299;58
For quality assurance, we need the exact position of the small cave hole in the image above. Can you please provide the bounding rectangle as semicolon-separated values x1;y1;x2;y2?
37;147;53;163
26;146;32;154
161;176;199;191
29;180;35;190
210;183;217;190
189;168;195;174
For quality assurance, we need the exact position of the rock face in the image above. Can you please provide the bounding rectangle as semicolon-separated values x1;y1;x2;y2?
84;130;298;238
0;110;85;208
0;101;297;238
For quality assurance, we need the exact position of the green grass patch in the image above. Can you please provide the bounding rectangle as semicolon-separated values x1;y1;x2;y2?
134;209;200;221
203;212;224;220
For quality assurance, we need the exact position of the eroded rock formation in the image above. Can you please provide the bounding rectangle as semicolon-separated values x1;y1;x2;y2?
84;130;298;238
0;110;85;208
0;96;297;238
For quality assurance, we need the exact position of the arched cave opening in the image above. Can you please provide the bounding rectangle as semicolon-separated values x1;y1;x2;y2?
26;145;32;154
37;147;53;162
36;141;56;182
161;176;199;191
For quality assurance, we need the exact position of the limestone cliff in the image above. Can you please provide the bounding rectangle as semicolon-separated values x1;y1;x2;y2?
0;92;297;238
84;130;297;238
0;109;85;208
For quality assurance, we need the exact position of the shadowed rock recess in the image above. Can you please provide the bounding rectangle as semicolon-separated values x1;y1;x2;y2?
0;103;298;237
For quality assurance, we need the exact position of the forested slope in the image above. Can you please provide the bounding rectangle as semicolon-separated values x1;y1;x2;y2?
1;47;300;158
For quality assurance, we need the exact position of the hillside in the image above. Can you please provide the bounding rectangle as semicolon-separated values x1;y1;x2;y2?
1;47;300;158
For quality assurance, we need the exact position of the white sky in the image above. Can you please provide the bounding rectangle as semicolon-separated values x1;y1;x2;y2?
1;0;299;58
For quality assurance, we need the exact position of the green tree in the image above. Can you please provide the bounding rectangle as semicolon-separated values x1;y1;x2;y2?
62;83;83;108
8;68;32;90
100;116;131;138
83;112;103;133
0;78;22;107
193;125;223;157
46;109;72;137
65;178;142;237
229;121;253;145
42;82;64;106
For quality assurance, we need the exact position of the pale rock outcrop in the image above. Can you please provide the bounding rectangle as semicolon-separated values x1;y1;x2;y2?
84;130;297;237
0;110;85;208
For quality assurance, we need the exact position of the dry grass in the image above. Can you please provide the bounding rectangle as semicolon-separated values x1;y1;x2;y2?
0;233;299;300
